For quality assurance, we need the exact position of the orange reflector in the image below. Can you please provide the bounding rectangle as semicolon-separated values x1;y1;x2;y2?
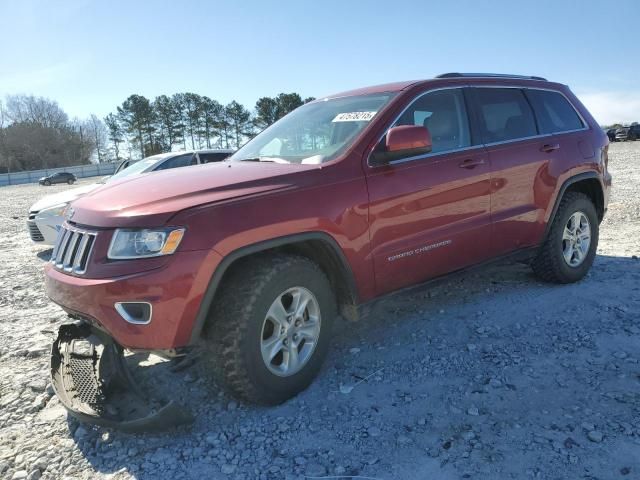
161;229;185;255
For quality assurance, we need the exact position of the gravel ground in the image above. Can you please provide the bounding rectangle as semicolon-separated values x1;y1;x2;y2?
1;142;639;480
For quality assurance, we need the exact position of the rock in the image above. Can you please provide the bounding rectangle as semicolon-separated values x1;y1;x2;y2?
26;470;41;480
220;464;236;474
305;463;327;477
462;431;476;441
467;407;480;416
227;401;238;411
397;435;411;445
11;471;28;480
294;456;306;465
581;422;595;432
587;430;604;443
368;426;381;437
349;347;360;354
489;378;502;388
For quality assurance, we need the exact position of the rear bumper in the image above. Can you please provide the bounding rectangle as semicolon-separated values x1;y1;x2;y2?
45;249;222;350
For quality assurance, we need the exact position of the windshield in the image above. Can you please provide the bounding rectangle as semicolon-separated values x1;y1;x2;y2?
107;158;157;182
230;93;395;164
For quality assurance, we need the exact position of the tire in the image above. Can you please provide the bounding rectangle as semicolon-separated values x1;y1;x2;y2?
203;254;336;405
67;179;74;185
532;192;599;283
44;180;51;186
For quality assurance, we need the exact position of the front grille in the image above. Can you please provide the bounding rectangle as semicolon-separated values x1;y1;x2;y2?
51;225;97;275
27;220;45;242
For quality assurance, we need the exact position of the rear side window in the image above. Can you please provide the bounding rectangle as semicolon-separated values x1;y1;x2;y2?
154;154;196;171
472;88;537;143
526;89;584;134
199;152;231;163
394;88;471;154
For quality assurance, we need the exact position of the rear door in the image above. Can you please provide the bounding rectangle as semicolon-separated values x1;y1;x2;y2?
365;87;492;295
469;87;555;256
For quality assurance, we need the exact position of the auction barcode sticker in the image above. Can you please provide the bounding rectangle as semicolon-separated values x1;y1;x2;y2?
332;111;377;122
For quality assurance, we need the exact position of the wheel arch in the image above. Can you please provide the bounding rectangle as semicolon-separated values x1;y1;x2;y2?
544;172;605;239
189;232;360;344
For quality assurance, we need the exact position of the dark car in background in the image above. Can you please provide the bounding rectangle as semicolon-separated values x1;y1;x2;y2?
615;125;640;141
606;128;617;142
39;172;76;186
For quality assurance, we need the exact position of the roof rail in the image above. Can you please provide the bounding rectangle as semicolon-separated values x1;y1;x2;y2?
436;72;547;81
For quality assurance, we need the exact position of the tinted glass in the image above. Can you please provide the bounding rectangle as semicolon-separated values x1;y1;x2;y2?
526;90;584;134
473;88;537;143
394;88;471;153
154;154;195;171
199;152;231;163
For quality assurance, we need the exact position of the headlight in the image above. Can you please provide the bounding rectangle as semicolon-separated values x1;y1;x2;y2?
107;227;185;259
40;203;69;217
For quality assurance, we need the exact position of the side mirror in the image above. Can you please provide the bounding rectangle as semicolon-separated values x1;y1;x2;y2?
370;125;432;165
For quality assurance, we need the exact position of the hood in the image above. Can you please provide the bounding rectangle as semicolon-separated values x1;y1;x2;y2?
30;183;102;212
69;161;318;228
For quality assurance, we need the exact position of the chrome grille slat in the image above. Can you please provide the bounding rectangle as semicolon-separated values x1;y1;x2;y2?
51;225;97;275
55;229;72;265
72;234;90;271
63;232;81;271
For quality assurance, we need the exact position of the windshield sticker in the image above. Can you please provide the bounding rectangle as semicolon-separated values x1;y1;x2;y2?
332;111;377;122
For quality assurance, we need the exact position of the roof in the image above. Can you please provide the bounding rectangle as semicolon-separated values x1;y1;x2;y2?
321;72;554;100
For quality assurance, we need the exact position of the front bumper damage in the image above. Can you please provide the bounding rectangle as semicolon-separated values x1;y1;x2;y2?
51;322;193;433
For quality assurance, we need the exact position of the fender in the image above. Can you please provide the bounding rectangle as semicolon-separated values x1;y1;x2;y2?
189;231;359;344
542;171;604;240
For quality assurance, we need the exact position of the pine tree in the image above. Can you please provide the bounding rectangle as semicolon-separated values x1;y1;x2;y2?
225;101;253;149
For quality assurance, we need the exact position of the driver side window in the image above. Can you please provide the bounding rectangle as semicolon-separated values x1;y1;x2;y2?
395;89;471;154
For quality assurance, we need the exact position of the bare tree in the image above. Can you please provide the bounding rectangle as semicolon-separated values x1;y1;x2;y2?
0;100;6;129
5;94;68;129
85;114;108;163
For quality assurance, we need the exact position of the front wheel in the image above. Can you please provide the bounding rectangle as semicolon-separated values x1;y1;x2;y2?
532;192;599;283
44;180;51;186
204;254;336;404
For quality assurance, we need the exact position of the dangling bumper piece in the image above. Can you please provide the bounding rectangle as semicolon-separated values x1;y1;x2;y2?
50;322;193;433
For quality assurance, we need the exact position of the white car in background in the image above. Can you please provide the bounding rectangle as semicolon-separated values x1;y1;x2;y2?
27;149;234;245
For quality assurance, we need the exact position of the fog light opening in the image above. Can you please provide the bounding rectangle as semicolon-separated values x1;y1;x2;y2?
115;302;152;325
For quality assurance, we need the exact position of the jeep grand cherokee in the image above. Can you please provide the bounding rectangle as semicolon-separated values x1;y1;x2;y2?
44;73;611;430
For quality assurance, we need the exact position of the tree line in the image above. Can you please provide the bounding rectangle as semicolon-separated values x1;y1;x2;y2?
0;92;313;173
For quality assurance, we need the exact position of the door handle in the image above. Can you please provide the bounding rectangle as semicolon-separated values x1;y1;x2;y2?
540;143;560;153
458;158;485;169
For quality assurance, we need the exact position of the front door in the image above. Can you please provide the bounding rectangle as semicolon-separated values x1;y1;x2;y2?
365;88;492;295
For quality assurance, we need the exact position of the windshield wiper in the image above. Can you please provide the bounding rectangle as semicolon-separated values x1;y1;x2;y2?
237;156;291;164
238;157;276;162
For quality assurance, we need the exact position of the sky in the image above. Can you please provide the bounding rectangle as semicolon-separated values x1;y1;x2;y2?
0;0;637;126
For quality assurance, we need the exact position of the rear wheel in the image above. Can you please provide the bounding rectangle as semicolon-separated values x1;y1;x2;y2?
67;179;74;185
204;254;336;404
532;192;599;283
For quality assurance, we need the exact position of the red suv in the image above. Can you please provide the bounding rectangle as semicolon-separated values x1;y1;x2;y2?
46;73;611;430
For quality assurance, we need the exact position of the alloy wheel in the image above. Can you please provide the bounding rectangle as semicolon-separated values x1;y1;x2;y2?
260;286;321;377
562;211;591;267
